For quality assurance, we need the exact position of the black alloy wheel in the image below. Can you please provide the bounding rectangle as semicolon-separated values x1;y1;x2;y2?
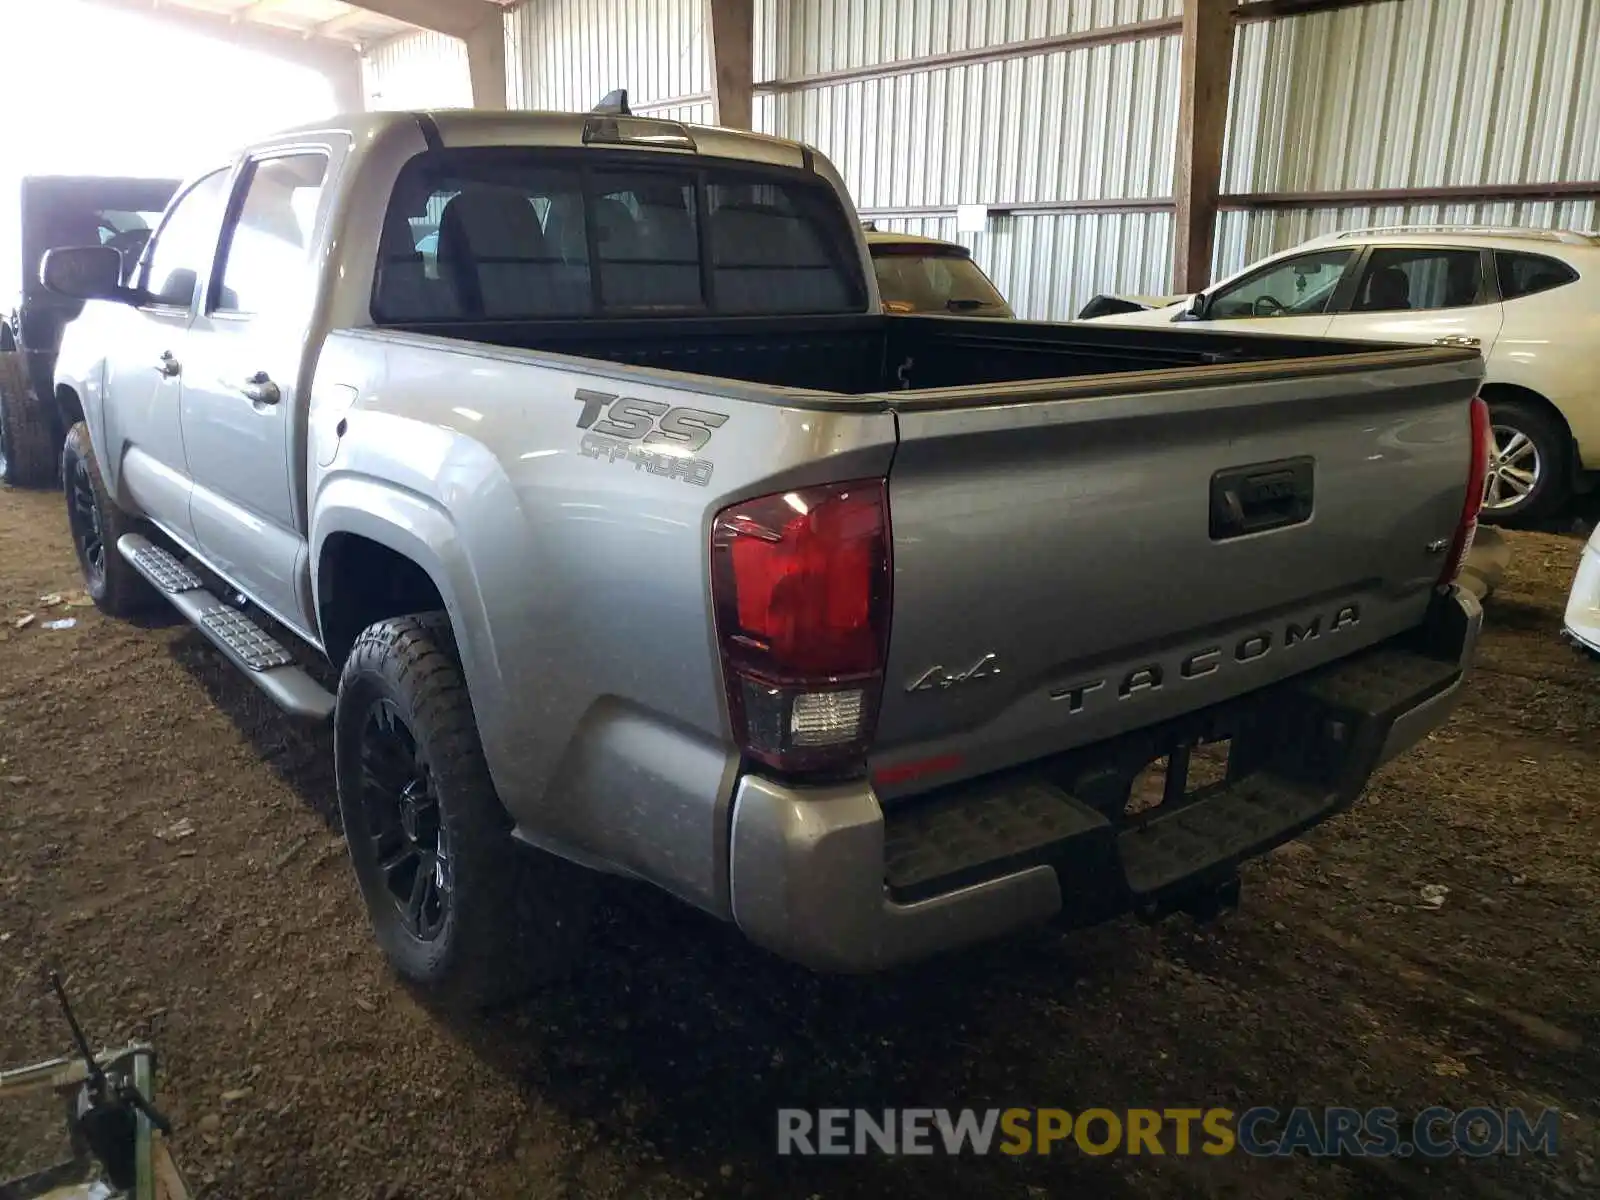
358;698;453;941
67;453;107;593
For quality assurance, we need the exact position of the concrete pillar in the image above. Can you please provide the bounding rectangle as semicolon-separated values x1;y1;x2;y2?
315;46;368;114
464;17;508;110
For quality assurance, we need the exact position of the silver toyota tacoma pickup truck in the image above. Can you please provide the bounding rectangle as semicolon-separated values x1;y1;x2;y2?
42;105;1488;1006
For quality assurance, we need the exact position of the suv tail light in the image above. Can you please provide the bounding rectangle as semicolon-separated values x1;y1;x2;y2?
1439;395;1492;589
711;479;891;774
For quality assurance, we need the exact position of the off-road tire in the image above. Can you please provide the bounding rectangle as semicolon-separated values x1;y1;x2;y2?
1482;399;1569;526
61;422;157;616
0;353;57;488
335;613;595;1009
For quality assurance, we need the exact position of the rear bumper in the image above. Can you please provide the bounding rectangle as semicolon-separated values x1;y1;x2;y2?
729;586;1480;973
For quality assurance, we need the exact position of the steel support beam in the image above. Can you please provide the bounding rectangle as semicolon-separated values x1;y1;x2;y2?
1172;0;1236;293
706;0;754;129
330;0;486;39
84;0;364;111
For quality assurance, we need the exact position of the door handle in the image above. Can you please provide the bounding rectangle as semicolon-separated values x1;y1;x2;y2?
1433;335;1482;348
240;371;280;406
156;351;181;378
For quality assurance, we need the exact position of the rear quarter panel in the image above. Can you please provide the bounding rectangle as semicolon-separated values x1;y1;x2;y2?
309;331;897;908
1490;273;1600;467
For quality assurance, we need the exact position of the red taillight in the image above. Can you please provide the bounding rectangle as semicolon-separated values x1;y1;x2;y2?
1439;395;1492;589
711;479;891;774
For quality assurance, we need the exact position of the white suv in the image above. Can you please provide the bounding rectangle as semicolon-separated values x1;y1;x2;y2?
1089;227;1600;523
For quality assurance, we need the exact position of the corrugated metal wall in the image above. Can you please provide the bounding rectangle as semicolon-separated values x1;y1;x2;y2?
363;0;1600;319
1221;0;1600;274
754;0;1182;77
767;2;1183;319
495;0;1182;320
509;0;708;113
776;31;1181;320
361;29;472;111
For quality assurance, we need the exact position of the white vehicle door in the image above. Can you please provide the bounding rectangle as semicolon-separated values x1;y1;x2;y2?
1180;247;1357;336
101;169;232;548
1323;245;1504;354
180;150;331;636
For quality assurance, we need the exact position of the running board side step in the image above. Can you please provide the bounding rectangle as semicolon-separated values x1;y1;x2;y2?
117;534;334;721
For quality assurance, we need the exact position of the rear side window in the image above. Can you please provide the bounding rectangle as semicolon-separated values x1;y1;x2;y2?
372;149;867;322
214;153;329;314
1352;247;1484;312
1496;251;1578;300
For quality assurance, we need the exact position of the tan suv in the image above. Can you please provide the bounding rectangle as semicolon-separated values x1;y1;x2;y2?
865;227;1014;318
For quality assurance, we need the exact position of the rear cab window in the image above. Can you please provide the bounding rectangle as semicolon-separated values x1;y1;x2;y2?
372;149;868;322
870;242;1012;317
1495;251;1579;300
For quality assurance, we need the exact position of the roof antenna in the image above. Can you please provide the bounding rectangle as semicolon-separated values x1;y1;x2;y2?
592;89;632;116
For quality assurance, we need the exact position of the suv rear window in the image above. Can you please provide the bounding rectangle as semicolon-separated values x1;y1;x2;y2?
372;149;867;322
1495;251;1579;301
871;243;1013;317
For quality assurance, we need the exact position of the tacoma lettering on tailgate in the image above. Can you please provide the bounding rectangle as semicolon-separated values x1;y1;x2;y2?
1051;602;1362;715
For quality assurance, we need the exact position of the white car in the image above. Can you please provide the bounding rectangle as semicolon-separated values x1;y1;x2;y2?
1089;226;1600;523
1566;524;1600;656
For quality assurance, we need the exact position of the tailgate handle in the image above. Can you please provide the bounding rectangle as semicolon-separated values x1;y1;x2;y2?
1210;457;1314;540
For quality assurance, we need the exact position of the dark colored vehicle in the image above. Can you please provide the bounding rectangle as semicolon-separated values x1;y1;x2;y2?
1;175;176;485
865;228;1014;318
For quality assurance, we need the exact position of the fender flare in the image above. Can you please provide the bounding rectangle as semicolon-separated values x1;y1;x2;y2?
310;474;517;781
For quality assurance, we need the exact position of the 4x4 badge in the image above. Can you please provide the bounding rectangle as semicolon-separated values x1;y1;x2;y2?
907;653;1002;694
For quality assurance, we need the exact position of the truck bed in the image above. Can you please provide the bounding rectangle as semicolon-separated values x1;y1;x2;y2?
374;312;1445;398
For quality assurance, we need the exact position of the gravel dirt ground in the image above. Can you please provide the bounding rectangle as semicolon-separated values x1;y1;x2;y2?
2;483;1597;1200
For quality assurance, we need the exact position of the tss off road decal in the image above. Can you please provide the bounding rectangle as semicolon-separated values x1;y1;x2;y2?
573;388;728;486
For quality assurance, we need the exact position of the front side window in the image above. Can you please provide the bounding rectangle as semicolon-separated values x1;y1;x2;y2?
141;170;231;308
1496;250;1579;301
372;149;867;322
1351;247;1483;312
872;246;1012;317
1207;249;1354;319
214;153;329;314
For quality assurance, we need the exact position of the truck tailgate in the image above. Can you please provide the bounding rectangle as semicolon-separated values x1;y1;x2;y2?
871;349;1483;794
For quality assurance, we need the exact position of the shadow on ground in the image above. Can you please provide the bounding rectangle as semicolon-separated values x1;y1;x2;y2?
165;627;340;828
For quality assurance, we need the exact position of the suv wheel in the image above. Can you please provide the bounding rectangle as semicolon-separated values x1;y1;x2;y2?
1481;400;1569;525
334;613;594;1009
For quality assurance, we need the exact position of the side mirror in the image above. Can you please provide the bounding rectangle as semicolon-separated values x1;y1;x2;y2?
1186;291;1207;319
40;246;142;304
